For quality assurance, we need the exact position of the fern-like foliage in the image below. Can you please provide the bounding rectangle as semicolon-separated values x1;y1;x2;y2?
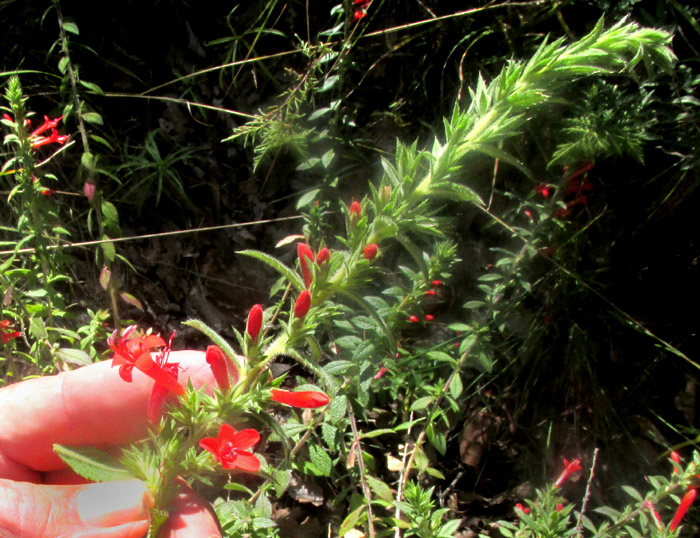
408;17;676;201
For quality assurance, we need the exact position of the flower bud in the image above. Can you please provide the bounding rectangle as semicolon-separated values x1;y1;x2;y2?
271;389;329;408
297;243;314;288
205;345;230;391
247;304;263;340
363;243;378;260
349;200;362;219
294;290;311;319
316;247;330;265
83;182;96;202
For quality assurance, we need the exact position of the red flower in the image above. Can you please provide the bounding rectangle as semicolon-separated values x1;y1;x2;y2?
409;315;419;323
373;366;389;380
316;247;330;265
363;243;378;260
31;115;63;137
298;243;315;288
247;304;263;340
294;290;311;319
205;345;230;391
0;320;21;344
670;488;697;531
199;424;260;472
425;290;436;296
270;389;330;408
31;127;69;149
108;325;184;396
553;458;582;487
41;189;54;197
556;503;564;512
534;184;550;198
431;280;443;286
424;314;434;321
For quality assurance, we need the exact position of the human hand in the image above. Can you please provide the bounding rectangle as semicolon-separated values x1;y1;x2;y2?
0;351;227;538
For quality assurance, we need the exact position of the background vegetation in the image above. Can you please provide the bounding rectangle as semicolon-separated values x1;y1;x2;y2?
2;0;700;536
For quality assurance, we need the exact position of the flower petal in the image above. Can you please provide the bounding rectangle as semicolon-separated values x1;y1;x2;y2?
217;423;237;443
231;429;261;450
199;437;221;459
231;451;260;472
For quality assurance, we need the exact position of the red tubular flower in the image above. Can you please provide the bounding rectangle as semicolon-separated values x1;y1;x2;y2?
199;424;260;472
554;458;582;487
0;320;21;344
294;290;311;319
270;389;330;408
363;243;378;260
373;366;389;380
349;200;362;218
670;488;697;531
298;243;315;288
431;280;443;286
31;128;69;149
31;115;63;137
205;345;230;391
247;304;263;341
316;247;330;265
108;325;184;396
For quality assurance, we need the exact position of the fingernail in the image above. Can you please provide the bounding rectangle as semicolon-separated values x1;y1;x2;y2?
76;479;152;526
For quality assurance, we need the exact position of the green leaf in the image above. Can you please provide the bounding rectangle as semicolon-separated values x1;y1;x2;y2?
296;189;320;209
236;249;305;291
120;292;143;311
339;504;365;537
101;236;115;262
55;348;91;366
449;373;463;399
410;396;433;412
53;445;134;482
79;80;104;95
365;475;393;503
62;21;80;35
58;56;70;75
83;112;103;125
307;444;332;477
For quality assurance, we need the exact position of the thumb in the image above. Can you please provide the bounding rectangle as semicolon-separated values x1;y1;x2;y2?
0;478;151;538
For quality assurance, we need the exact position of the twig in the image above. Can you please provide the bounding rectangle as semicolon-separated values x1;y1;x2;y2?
349;409;376;538
575;447;599;536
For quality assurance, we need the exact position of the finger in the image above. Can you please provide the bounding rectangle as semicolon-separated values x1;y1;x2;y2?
158;480;222;538
0;477;151;538
0;350;215;473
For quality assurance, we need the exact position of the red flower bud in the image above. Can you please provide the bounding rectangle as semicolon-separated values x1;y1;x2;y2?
409;315;419;323
298;243;314;288
83;182;96;202
294;290;311;319
205;345;230;391
270;389;330;408
316;247;330;265
425;290;436;296
247;304;263;340
363;243;378;260
424;315;434;321
349;200;362;218
431;280;443;286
